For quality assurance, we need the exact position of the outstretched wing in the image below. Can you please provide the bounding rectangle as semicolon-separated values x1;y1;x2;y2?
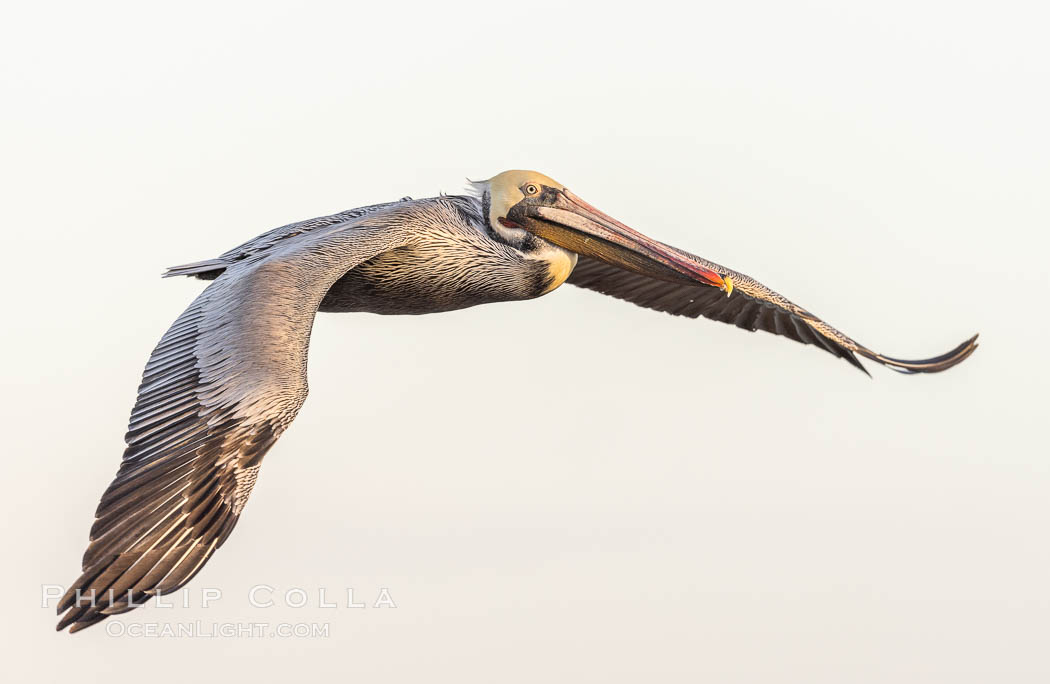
567;254;977;375
57;209;418;632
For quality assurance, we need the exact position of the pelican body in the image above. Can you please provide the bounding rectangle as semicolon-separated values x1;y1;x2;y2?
56;170;977;632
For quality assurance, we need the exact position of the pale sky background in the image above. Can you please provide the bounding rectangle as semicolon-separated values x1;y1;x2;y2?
3;1;1049;682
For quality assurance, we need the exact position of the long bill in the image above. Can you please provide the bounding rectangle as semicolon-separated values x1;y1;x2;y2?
521;189;729;291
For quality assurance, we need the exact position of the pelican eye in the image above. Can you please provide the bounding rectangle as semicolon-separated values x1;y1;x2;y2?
523;183;539;196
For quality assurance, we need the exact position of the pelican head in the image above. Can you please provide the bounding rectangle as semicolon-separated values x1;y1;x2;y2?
474;170;728;290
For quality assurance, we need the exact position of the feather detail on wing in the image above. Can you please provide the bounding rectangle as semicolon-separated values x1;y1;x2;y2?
59;211;418;632
162;198;414;280
567;255;977;375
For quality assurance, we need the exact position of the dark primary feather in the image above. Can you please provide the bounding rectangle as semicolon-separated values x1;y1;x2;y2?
567;255;977;375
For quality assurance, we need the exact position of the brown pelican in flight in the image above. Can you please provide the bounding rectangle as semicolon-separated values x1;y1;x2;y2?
57;170;977;632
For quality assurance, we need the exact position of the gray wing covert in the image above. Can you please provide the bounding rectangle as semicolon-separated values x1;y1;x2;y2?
163;198;413;279
57;214;416;632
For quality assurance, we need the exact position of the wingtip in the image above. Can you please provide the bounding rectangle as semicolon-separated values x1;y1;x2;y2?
67;619;101;634
55;612;77;632
860;332;979;374
56;606;109;634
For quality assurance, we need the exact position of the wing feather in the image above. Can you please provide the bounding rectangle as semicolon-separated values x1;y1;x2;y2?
567;254;976;375
58;208;419;632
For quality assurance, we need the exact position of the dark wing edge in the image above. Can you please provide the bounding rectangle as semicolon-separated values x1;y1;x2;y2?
58;214;417;633
567;256;978;376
